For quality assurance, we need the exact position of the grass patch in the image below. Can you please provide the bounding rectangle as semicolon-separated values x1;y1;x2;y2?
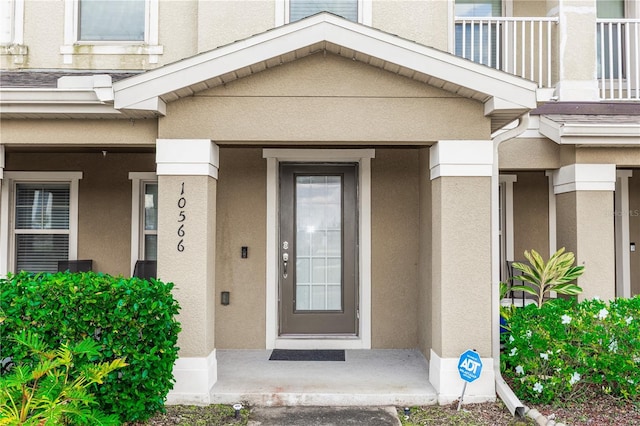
398;402;535;426
126;404;249;426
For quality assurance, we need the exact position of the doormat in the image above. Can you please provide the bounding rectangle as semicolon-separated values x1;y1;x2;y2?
269;349;345;361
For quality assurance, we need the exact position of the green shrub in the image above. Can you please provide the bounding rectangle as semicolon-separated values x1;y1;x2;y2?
502;296;640;404
0;271;181;423
0;332;126;425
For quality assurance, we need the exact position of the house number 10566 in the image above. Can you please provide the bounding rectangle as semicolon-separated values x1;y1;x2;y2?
177;182;186;252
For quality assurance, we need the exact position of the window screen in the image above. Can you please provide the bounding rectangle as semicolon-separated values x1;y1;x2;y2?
14;183;71;273
78;0;145;41
290;0;357;23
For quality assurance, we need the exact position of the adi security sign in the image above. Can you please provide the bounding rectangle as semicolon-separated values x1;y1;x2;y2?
458;350;483;383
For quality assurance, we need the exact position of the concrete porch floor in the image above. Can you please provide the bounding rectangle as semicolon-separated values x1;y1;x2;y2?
210;349;438;407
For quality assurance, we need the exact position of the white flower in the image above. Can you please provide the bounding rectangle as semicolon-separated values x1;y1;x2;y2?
510;348;518;356
533;382;544;393
525;330;532;338
509;335;515;343
540;352;549;361
515;365;524;375
569;372;581;385
634;357;640;363
598;308;609;320
561;314;572;324
608;339;618;353
626;316;633;325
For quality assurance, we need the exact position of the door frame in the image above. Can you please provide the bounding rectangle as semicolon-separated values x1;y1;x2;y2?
263;148;374;349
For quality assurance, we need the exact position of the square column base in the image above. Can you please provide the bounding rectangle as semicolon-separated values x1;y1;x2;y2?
166;349;217;405
429;350;496;404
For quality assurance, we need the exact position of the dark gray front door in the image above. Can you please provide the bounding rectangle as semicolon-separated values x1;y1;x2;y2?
279;163;358;335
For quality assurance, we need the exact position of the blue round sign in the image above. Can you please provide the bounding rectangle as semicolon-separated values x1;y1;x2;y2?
458;350;483;383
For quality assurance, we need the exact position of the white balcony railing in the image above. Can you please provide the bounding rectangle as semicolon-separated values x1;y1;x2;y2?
454;17;558;88
597;19;640;100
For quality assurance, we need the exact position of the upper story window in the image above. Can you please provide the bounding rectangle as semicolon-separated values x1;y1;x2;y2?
276;0;371;26
290;0;357;23
78;0;145;42
61;0;162;65
597;0;625;79
0;0;26;64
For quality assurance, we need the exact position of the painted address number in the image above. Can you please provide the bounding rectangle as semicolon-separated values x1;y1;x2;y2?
177;182;186;252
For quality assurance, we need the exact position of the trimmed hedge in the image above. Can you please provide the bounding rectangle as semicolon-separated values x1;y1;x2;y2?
502;296;640;404
0;271;181;423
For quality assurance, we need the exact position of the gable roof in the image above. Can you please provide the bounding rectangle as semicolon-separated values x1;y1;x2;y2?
113;13;537;131
2;13;537;131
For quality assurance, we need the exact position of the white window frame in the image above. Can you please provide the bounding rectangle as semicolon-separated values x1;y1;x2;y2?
128;172;157;275
0;0;26;64
0;171;82;276
275;0;372;27
61;0;162;65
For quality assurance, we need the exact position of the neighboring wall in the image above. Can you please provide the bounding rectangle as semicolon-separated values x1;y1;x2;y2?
513;172;550;259
371;148;420;348
5;151;156;276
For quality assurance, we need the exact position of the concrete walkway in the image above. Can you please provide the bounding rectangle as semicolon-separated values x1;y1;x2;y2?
248;406;402;426
210;349;437;407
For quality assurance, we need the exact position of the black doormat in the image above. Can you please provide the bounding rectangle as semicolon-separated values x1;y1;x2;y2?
269;349;345;361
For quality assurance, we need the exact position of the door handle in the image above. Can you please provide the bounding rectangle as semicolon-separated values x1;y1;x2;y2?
282;252;289;279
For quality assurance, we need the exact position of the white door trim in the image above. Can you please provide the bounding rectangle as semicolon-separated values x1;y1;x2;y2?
263;148;374;349
615;169;632;298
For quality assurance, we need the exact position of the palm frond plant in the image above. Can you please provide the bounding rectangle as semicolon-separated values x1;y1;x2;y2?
511;248;584;308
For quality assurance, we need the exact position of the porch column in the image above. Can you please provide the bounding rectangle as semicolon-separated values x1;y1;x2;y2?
156;139;219;404
428;140;495;404
553;164;617;301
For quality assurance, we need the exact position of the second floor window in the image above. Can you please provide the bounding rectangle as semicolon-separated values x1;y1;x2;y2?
455;0;502;66
597;0;626;79
78;0;145;41
290;0;357;23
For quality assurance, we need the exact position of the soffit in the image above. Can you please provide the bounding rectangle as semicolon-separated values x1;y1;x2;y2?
539;114;640;146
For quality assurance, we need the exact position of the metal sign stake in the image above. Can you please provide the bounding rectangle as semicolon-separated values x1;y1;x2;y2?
457;382;467;411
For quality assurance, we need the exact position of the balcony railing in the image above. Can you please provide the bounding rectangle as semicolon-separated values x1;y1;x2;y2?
597;19;640;100
454;17;558;89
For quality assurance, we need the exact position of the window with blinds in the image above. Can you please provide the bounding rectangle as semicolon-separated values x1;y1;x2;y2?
290;0;357;23
455;0;502;66
78;0;145;41
14;183;71;273
0;0;13;45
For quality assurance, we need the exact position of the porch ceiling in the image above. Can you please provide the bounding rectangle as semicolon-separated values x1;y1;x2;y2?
114;13;537;133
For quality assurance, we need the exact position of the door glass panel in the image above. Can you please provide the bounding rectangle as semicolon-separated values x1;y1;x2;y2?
295;175;342;311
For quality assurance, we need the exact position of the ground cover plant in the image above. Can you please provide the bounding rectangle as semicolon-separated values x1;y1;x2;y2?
502;296;640;405
0;332;126;425
0;271;181;423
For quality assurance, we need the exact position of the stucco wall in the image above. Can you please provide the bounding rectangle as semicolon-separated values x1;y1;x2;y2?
215;148;267;349
499;138;560;170
431;176;493;358
158;53;490;143
373;0;448;50
5;151;156;276
0;119;158;146
576;148;640;167
371;148;420;349
513;172;550;259
630;172;640;296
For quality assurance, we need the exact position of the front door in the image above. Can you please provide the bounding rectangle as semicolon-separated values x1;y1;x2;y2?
279;163;358;335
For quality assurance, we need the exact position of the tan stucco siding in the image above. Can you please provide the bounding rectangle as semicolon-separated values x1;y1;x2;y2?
630;172;640;296
513;172;550;259
371;149;420;348
431;176;492;358
417;148;432;358
5;152;156;276
158;54;490;143
373;0;448;50
214;148;267;349
576;147;640;167
0;120;158;147
499;138;560;170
